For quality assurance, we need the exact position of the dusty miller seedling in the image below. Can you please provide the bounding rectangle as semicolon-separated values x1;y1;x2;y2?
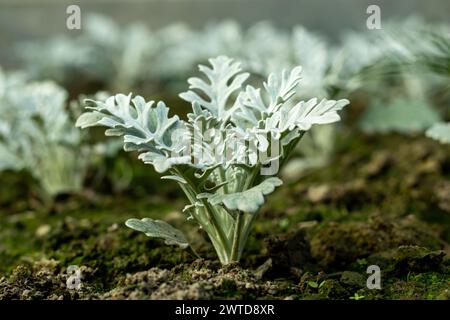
76;56;349;264
0;70;121;201
0;73;89;199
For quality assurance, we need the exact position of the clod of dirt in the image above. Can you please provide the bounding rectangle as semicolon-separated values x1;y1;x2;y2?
263;229;314;278
368;245;447;275
0;259;95;300
310;215;443;269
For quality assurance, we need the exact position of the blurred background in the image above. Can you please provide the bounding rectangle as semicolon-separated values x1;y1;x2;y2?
1;0;450;67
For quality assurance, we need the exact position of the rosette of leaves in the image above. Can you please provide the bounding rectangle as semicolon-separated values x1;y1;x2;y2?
76;56;349;264
0;77;90;200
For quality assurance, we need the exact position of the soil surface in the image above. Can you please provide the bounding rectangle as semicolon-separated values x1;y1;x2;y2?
1;130;450;300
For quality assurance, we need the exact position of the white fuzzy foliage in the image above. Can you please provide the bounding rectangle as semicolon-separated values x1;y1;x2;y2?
77;56;349;264
0;77;90;196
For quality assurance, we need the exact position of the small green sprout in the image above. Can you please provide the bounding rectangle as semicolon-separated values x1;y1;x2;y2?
349;293;365;300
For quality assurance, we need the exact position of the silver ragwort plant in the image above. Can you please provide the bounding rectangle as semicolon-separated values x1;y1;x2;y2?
76;56;349;264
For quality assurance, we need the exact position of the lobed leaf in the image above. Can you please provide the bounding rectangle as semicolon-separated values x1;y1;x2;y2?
198;177;283;213
179;56;249;121
125;218;189;249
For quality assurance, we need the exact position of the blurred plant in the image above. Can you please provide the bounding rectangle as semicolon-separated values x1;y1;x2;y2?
18;36;92;85
426;122;450;144
17;14;448;179
76;56;349;264
0;75;89;200
17;15;343;181
359;98;441;134
0;71;122;202
336;19;449;139
363;20;450;142
82;14;159;91
410;25;450;144
18;14;158;91
14;15;332;97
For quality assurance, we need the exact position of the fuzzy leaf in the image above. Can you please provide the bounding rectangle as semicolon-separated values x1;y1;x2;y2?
281;98;350;131
264;66;303;112
199;177;283;213
75;111;104;128
179;56;249;121
232;66;302;126
77;94;187;172
125;218;189;249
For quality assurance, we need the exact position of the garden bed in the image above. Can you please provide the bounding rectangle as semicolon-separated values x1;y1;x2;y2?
1;133;449;300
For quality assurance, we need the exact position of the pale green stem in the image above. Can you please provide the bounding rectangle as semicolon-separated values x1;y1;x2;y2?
230;212;244;262
174;169;232;262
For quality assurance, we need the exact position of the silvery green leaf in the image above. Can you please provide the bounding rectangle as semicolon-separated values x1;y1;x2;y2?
125;218;189;249
179;56;249;121
15;82;77;144
256;97;348;136
359;98;441;134
287;98;350;131
199;177;283;213
92;139;123;157
139;152;192;173
426;122;450;144
78;94;187;171
264;66;303;112
233;66;302;127
75;112;104;128
281;124;335;180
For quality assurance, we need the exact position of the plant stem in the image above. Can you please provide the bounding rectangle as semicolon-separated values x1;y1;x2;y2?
218;167;229;194
174;168;233;263
202;202;232;253
230;212;244;262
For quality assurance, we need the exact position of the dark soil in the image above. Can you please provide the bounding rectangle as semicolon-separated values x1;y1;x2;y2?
1;133;449;300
